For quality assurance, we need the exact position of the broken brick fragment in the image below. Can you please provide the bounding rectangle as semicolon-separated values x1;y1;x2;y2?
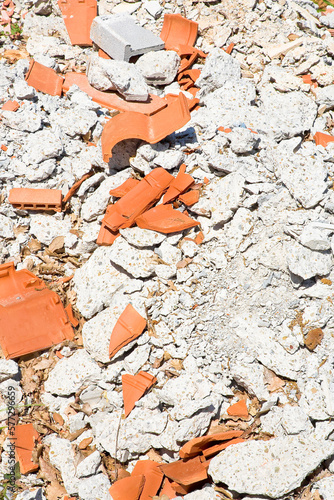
313;131;334;148
159;478;178;499
62;173;92;204
122;371;157;417
12;423;40;474
135;204;199;234
109;178;140;198
159;456;208;486
131;460;164;500
65;304;79;328
163;165;195;204
202;437;245;459
179;430;244;459
25;60;64;96
1;100;19;111
109;474;145;500
109;304;147;359
58;0;97;46
178;189;200;206
8;188;62;212
227;399;249;419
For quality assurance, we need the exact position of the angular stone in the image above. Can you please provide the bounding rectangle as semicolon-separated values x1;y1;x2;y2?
109;236;159;278
30;215;71;246
286;242;332;280
197;48;241;97
76;450;101;478
136;50;180;86
120;226;165;247
78;474;112;500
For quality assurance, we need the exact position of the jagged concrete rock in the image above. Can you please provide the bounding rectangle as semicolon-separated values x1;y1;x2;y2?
76;450;101;478
197;48;241;97
312;476;334;500
108;236;159;278
1;109;41;133
77;474;112;500
136;50;181;86
22;129;63;164
286;241;332;280
120;227;165;247
209;435;334;497
228;127;259;154
0;215;14;239
49;436;80;495
30;215;71;246
0;360;19;382
50;107;98;137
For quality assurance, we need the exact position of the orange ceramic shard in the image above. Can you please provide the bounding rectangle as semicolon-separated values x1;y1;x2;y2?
8;188;62;212
102;168;174;232
98;48;111;59
131;460;164;500
96;222;120;246
202;437;245;459
160;14;198;52
218;126;232;133
63;73;167;115
65;304;79;328
109;304;147;359
0;262;73;359
62;173;92;204
179;430;244;459
227;399;249;419
314;131;334;148
178;189;200;206
101;93;190;162
135;204;199;234
25;60;64;96
177;69;201;84
163;167;194;204
109;178;140;198
58;0;97;46
109;474;145;500
1;100;19;111
12;423;40;474
122;371;157;417
159;456;208;486
224;42;234;55
159;478;178;499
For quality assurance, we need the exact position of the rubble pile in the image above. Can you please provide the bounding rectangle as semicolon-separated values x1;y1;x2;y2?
3;0;334;499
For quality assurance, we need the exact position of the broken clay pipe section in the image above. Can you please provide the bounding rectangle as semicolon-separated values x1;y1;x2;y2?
8;188;63;212
58;0;97;46
109;303;147;359
0;262;73;359
122;371;157;417
25;60;64;96
101;92;190;162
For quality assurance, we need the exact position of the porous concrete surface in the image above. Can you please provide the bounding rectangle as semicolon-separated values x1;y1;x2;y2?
2;0;334;499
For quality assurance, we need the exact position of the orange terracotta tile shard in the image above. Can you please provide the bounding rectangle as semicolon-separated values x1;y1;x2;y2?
160;13;198;52
25;60;64;96
178;189;200;206
8;188;62;212
63;72;167;115
227;399;249;419
202;437;245;459
102;168;174;232
62;173;92;204
179;430;244;459
109;304;147;359
109;474;145;500
1;100;19;111
224;42;234;54
163;166;195;204
131;460;164;500
98;48;111;59
218;126;232;133
159;456;208;486
65;304;79;328
101;93;190;162
1;144;7;151
122;371;157;417
314;131;334;148
135;204;199;234
159;478;177;499
0;262;73;359
12;423;40;474
58;0;97;46
109;178;140;198
96;222;120;246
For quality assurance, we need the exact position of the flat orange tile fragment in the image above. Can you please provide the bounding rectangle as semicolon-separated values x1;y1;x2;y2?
96;222;120;246
203;177;210;184
314;131;334;148
135;204;199;234
122;371;157;417
170;482;192;496
224;42;234;54
159;478;178;499
160;13;198;52
301;74;317;87
227;399;249;418
65;304;79;328
109;178;140;198
101;93;190;162
1;100;19;111
0;262;73;359
98;48;111;59
179;430;244;459
12;423;40;474
131;460;164;500
109;474;145;500
195;231;204;245
58;0;97;46
63;73;167;115
1;144;7;151
202;437;245;459
109;304;147;359
25;60;64;96
178;189;199;206
163;166;194;204
159;456;208;486
62;173;92;204
102;168;174;232
8;188;62;212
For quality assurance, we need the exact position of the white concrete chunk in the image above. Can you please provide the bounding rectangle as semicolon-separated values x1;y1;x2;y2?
136;50;180;86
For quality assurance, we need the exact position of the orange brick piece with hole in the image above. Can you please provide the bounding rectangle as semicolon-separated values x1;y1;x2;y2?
122;372;157;417
25;60;64;96
109;474;145;500
227;399;249;419
8;188;62;212
109;304;147;359
58;0;97;46
0;262;73;358
1;100;19;111
131;460;164;500
12;423;40;474
135;204;199;234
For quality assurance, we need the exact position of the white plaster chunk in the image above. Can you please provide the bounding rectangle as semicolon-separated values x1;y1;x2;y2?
49;436;80;495
261;64;308;92
286;241;332;280
123;343;151;374
30;215;71;246
155;240;182;265
73;245;142;318
224;207;253;257
50;107;98;137
78;474;112;500
1;109;41;132
13;79;36;99
136;50;181;86
315;85;334;111
87;53;149;101
120;226;165;247
180;240;198;258
209;435;334;497
155;264;176;280
312;476;334;500
23;129;63;164
144;0;163;18
44;350;102;396
299;225;331;251
311;61;334;87
228;127;259;154
281;405;313;435
191;172;244;226
26;159;56;181
0;360;19;382
76;450;101;478
153;150;185;170
230;358;270;401
109;236;159;278
183;485;221;500
158;373;212;407
197;48;241;97
0;215;14;239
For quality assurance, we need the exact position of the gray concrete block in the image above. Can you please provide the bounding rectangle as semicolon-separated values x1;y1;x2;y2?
90;14;165;62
